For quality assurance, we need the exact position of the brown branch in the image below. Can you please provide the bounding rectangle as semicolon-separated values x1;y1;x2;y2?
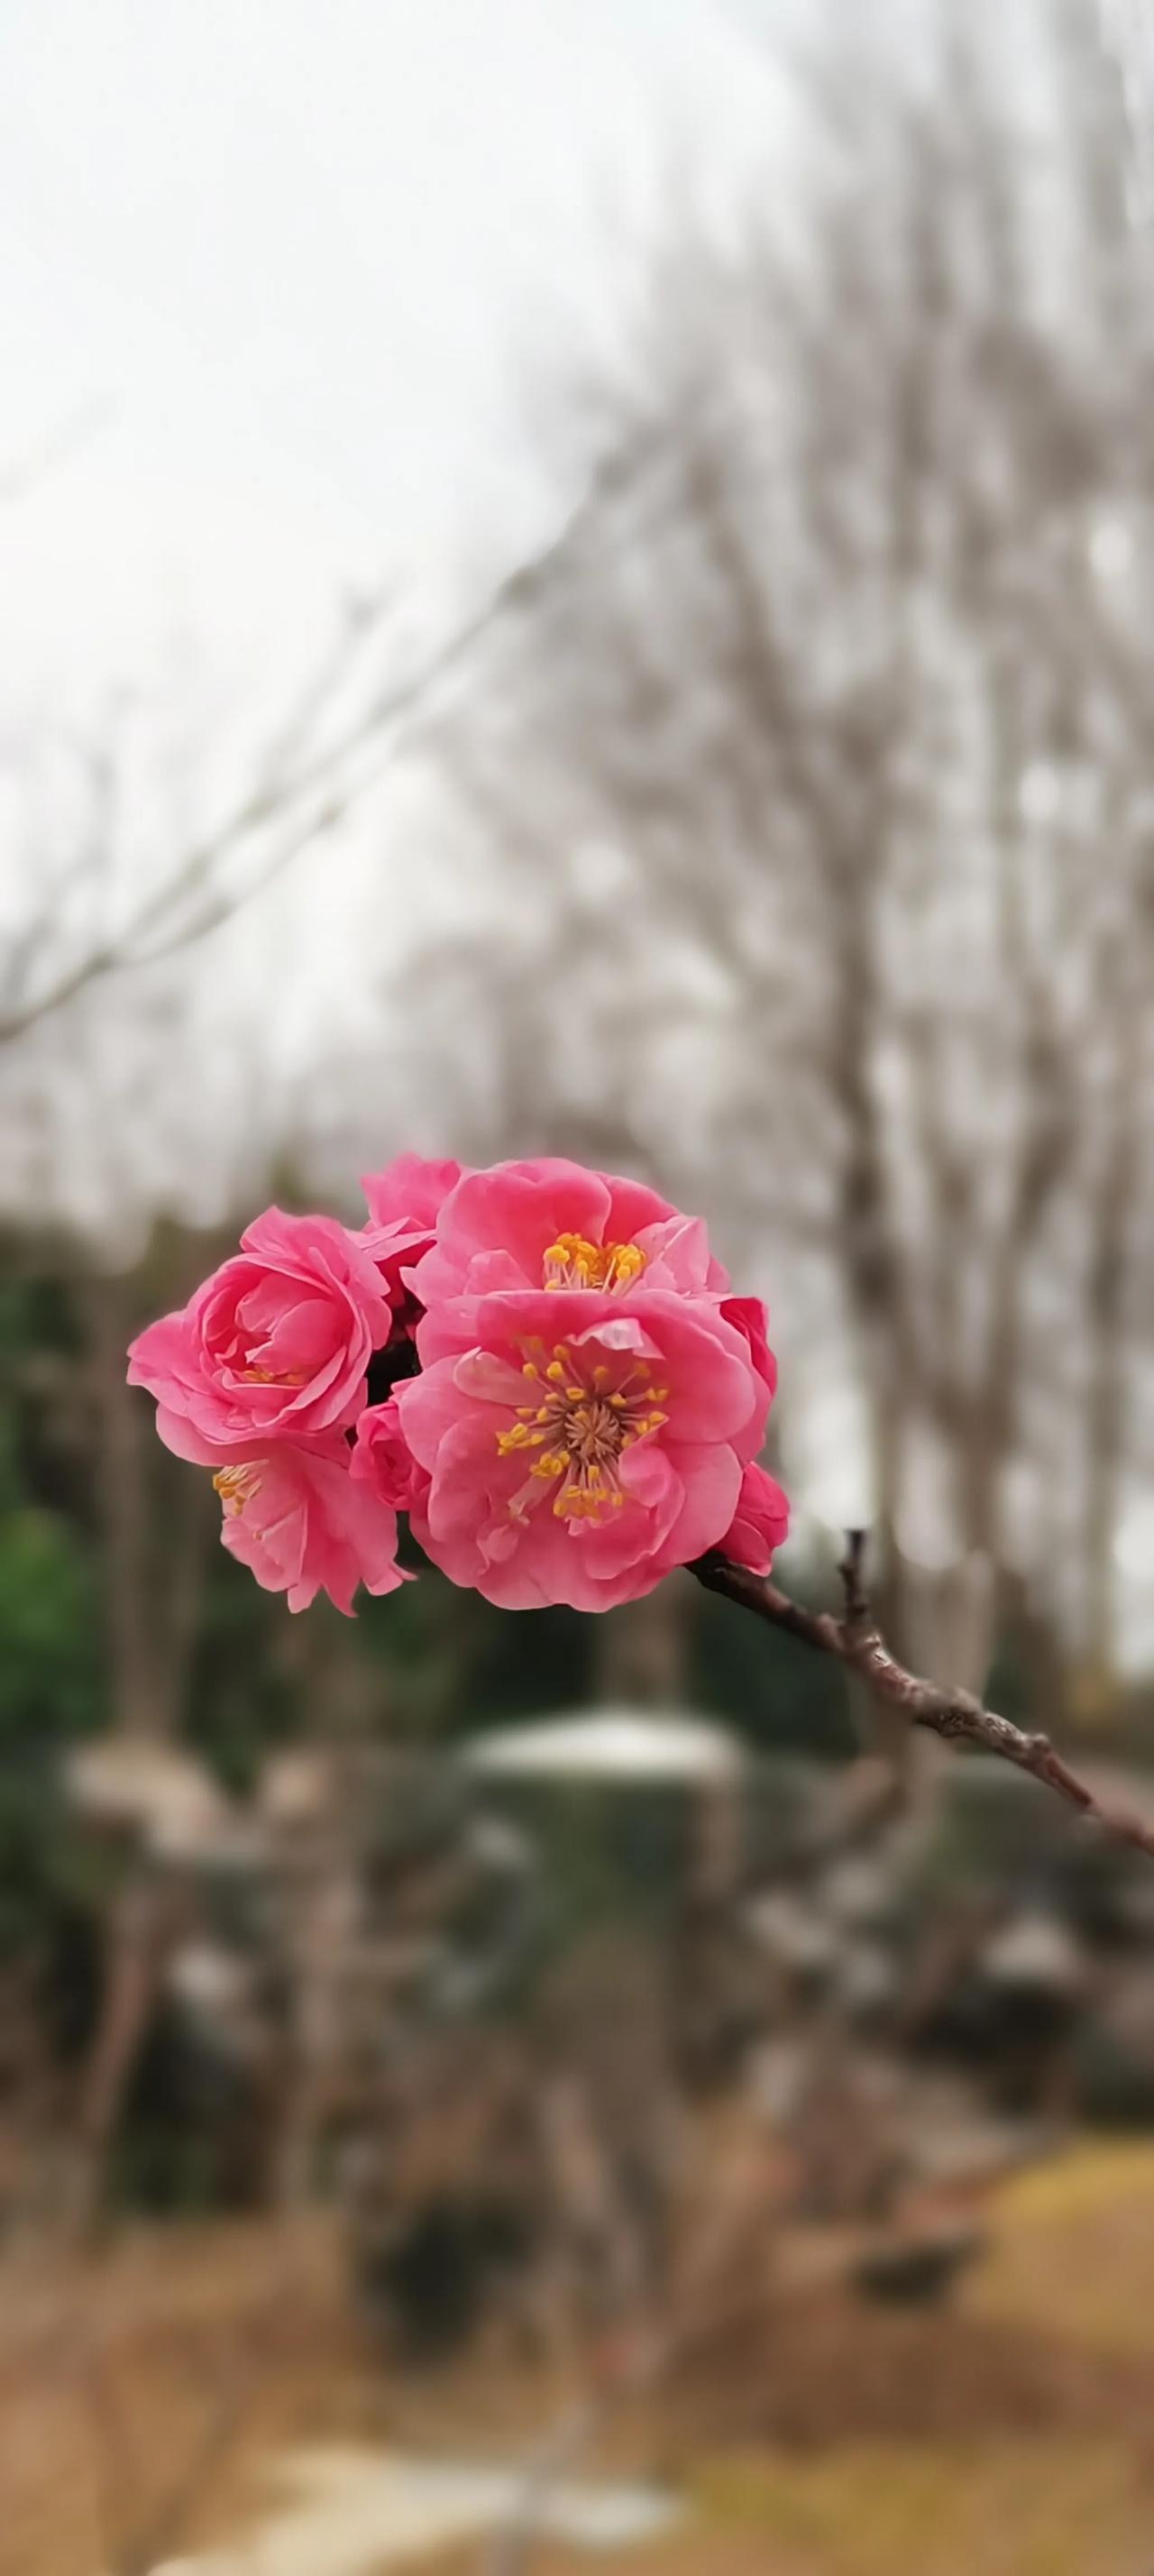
691;1532;1154;1862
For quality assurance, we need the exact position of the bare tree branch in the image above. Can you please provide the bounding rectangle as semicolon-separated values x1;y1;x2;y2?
0;455;637;1046
410;4;1154;1699
0;398;112;507
691;1534;1154;1862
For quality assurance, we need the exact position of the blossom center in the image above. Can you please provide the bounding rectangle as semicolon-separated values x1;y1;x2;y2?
223;1286;318;1385
498;1342;668;1523
542;1232;646;1292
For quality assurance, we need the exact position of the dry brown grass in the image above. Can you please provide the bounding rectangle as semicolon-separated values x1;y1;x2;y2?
5;2142;1154;2576
428;2142;1154;2576
0;2217;374;2576
425;2440;1150;2576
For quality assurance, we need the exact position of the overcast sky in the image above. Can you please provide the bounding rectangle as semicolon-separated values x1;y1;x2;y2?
1;0;793;715
0;0;801;1232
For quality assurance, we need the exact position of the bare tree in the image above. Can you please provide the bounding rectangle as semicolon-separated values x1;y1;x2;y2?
407;0;1154;1707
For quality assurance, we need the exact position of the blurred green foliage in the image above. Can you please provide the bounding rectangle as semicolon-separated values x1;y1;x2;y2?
0;1279;107;1954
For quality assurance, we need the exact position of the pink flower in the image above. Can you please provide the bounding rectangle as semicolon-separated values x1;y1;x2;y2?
154;1412;407;1614
127;1207;392;1448
351;1397;417;1510
359;1153;464;1315
395;1288;768;1610
719;1461;790;1574
412;1158;729;1359
720;1296;777;1410
126;1150;789;1624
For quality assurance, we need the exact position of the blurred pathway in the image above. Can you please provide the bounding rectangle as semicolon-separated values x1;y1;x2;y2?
151;2444;680;2573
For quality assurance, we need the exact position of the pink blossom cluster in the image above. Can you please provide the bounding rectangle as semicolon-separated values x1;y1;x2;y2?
127;1157;788;1615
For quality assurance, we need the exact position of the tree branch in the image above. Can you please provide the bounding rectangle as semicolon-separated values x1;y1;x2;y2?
691;1532;1154;1861
0;449;637;1046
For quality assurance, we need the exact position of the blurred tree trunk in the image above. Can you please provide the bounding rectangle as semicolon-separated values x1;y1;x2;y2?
68;1869;188;2234
69;1269;215;2230
1081;891;1147;1701
80;1270;215;1741
82;1273;167;1737
593;1577;690;1706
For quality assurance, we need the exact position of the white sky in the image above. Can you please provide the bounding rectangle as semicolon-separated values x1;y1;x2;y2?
0;0;801;1238
0;0;803;1158
1;0;793;710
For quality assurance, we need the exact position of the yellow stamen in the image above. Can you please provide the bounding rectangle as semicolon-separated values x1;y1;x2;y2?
497;1337;674;1527
212;1463;261;1517
541;1233;648;1293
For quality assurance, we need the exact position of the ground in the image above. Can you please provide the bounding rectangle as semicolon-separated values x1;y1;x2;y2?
5;2143;1154;2576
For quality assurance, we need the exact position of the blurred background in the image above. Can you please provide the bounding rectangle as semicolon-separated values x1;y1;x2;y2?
7;2;1154;2570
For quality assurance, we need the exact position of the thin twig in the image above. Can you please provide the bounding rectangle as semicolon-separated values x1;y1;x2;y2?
0;447;639;1044
691;1530;1154;1861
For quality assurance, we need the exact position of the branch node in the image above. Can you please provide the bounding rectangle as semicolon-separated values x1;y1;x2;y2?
837;1526;871;1627
691;1536;1154;1866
